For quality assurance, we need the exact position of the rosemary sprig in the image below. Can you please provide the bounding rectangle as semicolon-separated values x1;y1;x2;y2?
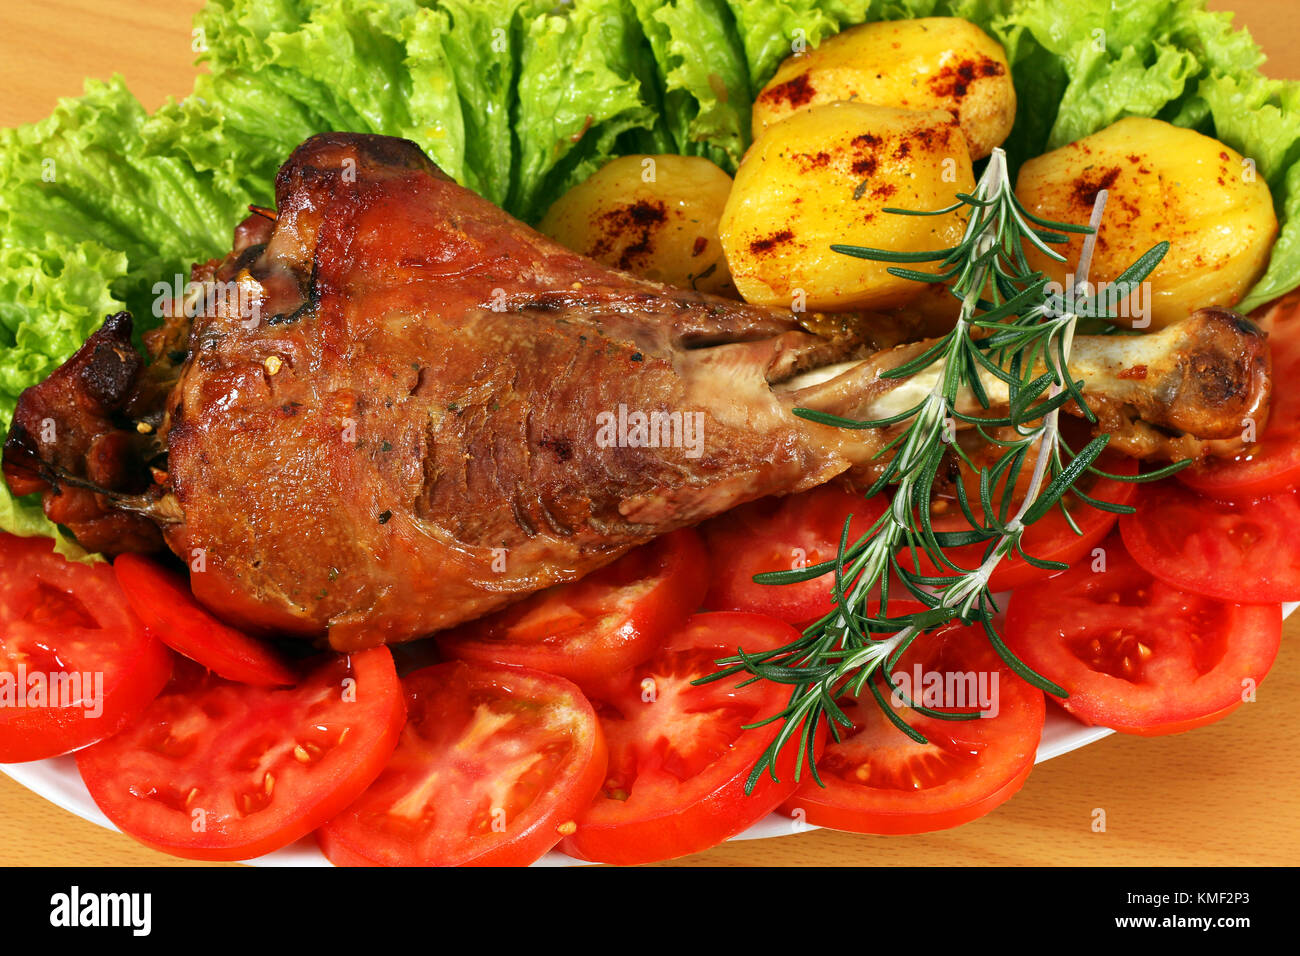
699;148;1188;792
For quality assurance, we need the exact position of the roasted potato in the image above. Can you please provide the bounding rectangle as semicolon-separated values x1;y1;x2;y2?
752;17;1016;160
1016;117;1278;330
719;101;974;311
538;154;737;296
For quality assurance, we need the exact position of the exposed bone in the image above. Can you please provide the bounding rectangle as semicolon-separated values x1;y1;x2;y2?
780;307;1270;462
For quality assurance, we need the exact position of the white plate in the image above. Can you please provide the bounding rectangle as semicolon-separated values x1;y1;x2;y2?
6;602;1295;866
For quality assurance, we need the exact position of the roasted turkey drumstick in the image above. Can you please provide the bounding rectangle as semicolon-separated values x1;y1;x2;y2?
2;133;1269;649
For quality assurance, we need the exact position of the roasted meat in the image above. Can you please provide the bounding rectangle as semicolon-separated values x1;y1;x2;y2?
3;133;1271;649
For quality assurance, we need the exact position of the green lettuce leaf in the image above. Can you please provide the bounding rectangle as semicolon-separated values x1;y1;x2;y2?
510;0;659;222
629;0;752;170
0;77;246;322
1195;72;1300;312
1049;42;1199;149
0;242;127;558
0;77;259;555
0;243;126;421
724;0;874;90
414;0;527;207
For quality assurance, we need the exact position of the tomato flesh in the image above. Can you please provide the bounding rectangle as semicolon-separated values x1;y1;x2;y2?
76;647;404;861
0;534;173;763
561;611;822;864
319;661;606;867
901;452;1137;591
1005;532;1281;734
1120;479;1300;603
700;485;888;623
113;553;296;686
436;529;707;689
780;623;1045;834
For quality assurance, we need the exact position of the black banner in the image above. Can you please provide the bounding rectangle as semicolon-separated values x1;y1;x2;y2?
3;866;1290;943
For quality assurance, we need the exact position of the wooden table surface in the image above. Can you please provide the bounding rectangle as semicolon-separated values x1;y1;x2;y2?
1;0;1298;868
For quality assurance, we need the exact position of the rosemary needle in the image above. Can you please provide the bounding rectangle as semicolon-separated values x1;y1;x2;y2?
696;148;1187;793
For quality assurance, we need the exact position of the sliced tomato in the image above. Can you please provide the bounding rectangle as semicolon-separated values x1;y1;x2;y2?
1180;297;1300;497
700;484;888;623
319;661;606;867
436;529;707;688
1005;532;1281;735
0;534;173;763
899;452;1137;592
560;611;823;865
780;622;1044;835
1120;479;1300;603
113;553;296;686
76;647;404;861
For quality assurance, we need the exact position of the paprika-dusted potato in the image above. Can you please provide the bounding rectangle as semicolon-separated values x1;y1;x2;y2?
752;18;1015;160
538;154;737;296
1015;117;1278;330
719;102;974;311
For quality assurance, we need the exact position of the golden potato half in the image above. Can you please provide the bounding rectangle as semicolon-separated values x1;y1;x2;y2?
537;154;737;296
753;17;1015;160
1015;117;1277;330
720;101;974;311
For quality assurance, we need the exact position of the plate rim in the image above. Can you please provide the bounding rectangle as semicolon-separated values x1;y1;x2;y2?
6;602;1294;865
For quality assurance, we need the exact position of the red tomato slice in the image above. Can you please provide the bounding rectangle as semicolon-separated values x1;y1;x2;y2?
700;484;888;623
900;452;1137;592
113;553;296;686
1005;532;1280;735
560;611;824;865
76;647;404;861
436;529;707;688
0;534;173;763
1179;298;1300;497
1120;479;1300;603
318;661;606;867
780;622;1045;834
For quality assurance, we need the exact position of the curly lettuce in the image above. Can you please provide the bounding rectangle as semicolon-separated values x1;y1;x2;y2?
0;78;256;553
629;0;752;170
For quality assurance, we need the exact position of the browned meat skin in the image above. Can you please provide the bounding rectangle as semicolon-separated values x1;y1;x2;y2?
1;313;165;555
156;133;874;649
1;209;276;556
1;132;1272;649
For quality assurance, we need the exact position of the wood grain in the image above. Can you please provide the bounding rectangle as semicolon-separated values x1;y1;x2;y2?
0;0;1298;867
